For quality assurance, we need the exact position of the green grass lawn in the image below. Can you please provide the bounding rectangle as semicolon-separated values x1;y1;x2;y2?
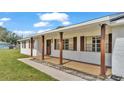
0;49;56;81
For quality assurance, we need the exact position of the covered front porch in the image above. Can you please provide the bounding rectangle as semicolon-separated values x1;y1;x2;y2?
34;55;111;77
31;22;112;77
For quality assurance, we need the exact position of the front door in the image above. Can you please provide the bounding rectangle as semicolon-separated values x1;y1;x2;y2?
46;40;51;55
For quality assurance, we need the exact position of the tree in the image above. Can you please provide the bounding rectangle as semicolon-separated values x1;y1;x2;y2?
6;31;21;45
0;26;21;45
0;27;8;41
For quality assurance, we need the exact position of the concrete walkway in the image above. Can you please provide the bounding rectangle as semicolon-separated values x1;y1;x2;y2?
18;58;86;81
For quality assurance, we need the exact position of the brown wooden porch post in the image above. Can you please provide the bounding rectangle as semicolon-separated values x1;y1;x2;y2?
31;37;33;57
100;24;106;76
60;32;63;65
41;35;44;60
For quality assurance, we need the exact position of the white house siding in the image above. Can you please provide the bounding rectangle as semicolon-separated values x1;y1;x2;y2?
51;50;111;66
112;25;124;76
20;38;38;56
20;41;31;55
112;25;124;48
33;37;38;56
44;25;112;66
19;24;112;67
32;49;37;56
36;36;42;56
112;38;124;77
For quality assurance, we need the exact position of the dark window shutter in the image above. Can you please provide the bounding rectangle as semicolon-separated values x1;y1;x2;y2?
73;37;77;51
54;39;56;50
24;41;26;48
32;40;35;49
29;40;30;48
22;42;23;48
108;33;112;53
25;41;26;48
80;36;84;51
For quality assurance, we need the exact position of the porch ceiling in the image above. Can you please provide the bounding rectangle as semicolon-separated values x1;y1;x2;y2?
45;23;101;35
34;20;109;38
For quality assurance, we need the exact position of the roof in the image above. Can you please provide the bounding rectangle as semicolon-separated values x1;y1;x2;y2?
37;16;110;35
18;13;124;41
17;37;30;42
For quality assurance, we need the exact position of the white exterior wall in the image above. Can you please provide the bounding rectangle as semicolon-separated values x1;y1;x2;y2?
36;36;42;56
52;50;111;66
20;40;31;55
20;38;38;56
19;17;124;76
44;25;112;66
21;48;31;55
33;38;39;56
20;24;112;67
112;25;124;47
112;25;124;76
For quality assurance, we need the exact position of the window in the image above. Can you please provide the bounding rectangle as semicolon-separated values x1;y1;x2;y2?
80;35;111;53
92;36;101;52
54;38;76;51
63;39;69;50
69;38;74;50
22;41;26;48
54;39;60;50
80;36;101;52
84;36;93;52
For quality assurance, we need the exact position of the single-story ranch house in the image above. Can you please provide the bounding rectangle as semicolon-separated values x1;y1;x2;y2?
18;13;124;77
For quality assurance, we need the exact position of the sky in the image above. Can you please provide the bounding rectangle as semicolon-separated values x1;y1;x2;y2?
0;12;116;37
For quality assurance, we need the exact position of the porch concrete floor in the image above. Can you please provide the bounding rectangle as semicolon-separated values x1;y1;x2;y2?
34;56;111;76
